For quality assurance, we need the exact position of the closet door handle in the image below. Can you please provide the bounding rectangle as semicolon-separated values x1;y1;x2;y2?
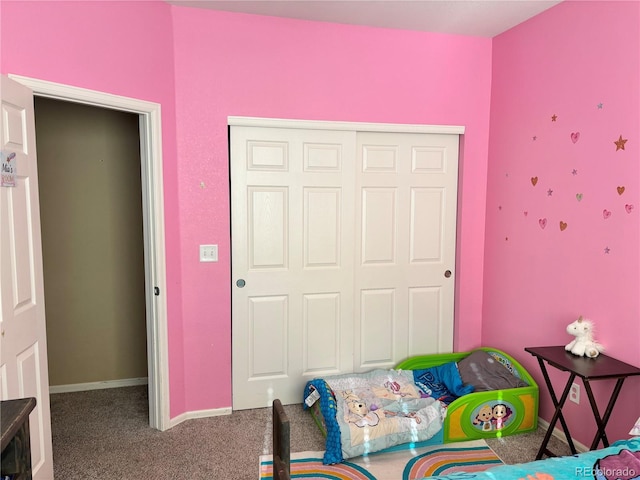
444;270;452;278
236;279;246;288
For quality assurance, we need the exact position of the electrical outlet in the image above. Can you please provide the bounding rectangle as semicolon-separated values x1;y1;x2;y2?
569;382;580;404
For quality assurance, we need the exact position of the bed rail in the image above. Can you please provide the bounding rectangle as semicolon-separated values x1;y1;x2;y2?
272;399;290;480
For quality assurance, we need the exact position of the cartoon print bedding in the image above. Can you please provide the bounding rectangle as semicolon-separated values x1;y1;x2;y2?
304;369;446;464
428;436;640;480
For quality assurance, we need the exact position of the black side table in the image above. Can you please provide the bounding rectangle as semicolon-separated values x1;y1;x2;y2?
525;346;640;460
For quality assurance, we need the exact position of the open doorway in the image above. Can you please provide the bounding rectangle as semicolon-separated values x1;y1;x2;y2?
10;74;170;431
35;97;148;397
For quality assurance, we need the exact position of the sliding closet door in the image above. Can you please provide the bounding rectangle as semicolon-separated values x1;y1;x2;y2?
231;122;460;410
354;132;459;371
231;126;356;410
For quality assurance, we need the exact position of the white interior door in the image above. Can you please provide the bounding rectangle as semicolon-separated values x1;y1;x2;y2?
230;121;460;410
354;132;459;371
0;76;54;479
231;126;356;409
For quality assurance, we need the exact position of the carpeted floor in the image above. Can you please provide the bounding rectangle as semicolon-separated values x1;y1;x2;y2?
50;385;572;480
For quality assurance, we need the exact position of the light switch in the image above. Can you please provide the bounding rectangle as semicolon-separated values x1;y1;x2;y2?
200;244;218;262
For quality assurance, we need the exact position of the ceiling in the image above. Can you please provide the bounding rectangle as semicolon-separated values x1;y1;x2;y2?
167;0;562;38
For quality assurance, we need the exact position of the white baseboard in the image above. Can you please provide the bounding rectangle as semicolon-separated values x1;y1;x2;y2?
537;417;589;452
168;406;232;429
49;377;148;394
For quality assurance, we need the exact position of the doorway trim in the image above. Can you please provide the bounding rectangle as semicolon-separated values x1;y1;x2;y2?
9;74;170;431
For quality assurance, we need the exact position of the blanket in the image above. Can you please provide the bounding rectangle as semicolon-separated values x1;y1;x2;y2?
427;437;640;480
457;350;529;392
304;369;445;465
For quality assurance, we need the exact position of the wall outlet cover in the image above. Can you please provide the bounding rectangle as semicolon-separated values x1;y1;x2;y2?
569;383;580;404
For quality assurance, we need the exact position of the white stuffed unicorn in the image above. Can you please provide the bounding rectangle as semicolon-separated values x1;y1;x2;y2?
565;316;604;358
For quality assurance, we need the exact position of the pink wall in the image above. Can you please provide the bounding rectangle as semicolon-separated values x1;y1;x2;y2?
0;0;187;415
485;1;640;444
2;1;492;418
170;8;492;411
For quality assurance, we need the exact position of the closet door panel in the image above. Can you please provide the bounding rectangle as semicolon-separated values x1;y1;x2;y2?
355;132;458;371
231;126;355;409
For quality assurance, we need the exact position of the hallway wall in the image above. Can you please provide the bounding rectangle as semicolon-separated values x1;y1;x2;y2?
36;97;148;386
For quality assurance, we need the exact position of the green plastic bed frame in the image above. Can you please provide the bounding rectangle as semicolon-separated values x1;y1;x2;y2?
395;347;539;442
309;347;539;446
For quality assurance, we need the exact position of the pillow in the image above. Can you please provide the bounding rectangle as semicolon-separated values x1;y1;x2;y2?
457;350;528;392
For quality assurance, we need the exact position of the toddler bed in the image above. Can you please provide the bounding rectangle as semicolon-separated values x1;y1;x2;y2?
303;347;538;465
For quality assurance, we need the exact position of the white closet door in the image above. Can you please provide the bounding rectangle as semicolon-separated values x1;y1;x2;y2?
354;132;459;371
231;126;356;409
230;123;460;410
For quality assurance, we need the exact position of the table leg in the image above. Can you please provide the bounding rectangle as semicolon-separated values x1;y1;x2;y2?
584;377;625;450
535;358;578;459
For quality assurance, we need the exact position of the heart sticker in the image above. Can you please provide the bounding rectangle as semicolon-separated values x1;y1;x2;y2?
576;193;583;201
531;177;538;186
603;209;612;219
571;132;580;143
539;218;547;229
617;186;625;195
625;204;634;213
559;221;568;231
